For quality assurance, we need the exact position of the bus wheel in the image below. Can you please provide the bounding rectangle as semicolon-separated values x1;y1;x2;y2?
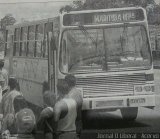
120;107;138;121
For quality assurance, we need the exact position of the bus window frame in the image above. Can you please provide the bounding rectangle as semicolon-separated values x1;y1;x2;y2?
35;24;44;58
13;28;21;57
44;22;53;58
4;30;8;56
19;26;28;57
27;25;36;57
19;27;23;56
59;23;152;75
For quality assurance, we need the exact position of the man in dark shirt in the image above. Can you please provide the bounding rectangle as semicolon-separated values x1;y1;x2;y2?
1;78;21;135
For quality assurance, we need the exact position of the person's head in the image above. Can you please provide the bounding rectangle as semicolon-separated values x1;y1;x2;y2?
43;91;56;107
57;80;69;98
15;108;36;134
14;95;28;113
0;60;4;69
65;74;76;88
8;77;18;91
2;130;10;139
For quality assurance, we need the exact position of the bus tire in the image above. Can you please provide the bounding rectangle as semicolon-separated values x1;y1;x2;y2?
82;111;91;128
120;107;138;121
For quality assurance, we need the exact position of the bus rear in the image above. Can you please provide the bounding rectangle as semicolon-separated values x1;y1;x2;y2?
59;7;155;120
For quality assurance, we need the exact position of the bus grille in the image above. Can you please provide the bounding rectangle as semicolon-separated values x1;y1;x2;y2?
76;74;146;98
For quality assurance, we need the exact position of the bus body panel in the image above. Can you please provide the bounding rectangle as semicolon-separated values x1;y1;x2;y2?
11;57;48;106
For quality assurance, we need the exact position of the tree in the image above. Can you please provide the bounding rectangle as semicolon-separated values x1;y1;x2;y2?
0;14;16;50
148;4;160;25
59;5;74;13
60;0;157;12
0;14;16;31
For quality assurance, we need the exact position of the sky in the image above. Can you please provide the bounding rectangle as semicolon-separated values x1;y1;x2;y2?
155;0;160;4
0;0;159;23
0;0;73;22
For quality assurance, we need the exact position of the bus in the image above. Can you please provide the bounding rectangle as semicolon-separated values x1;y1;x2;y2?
5;7;155;121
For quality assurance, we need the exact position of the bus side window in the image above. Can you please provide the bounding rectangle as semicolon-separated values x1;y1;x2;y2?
35;24;44;57
14;28;20;56
28;26;35;57
20;27;27;56
19;28;22;56
44;22;53;58
5;30;13;57
4;30;8;56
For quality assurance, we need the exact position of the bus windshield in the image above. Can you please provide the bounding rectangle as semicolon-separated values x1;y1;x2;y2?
60;25;151;74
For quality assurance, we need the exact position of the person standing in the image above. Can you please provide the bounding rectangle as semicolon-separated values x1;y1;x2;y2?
1;77;22;134
0;58;8;96
13;96;36;139
40;80;78;139
0;75;5;103
65;74;83;136
65;74;83;107
38;81;56;139
15;108;36;139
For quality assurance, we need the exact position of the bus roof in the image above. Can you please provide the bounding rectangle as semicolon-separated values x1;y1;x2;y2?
61;7;145;15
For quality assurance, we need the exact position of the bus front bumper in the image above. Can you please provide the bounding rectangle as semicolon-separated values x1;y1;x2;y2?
82;95;155;110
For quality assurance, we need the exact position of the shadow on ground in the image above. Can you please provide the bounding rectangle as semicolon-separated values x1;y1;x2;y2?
82;111;148;129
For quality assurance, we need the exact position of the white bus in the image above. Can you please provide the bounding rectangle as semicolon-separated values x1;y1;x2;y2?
5;7;155;121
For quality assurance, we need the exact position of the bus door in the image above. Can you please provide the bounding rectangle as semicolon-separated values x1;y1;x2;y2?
47;32;57;93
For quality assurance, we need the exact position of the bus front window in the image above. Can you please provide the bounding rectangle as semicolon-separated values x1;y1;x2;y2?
60;25;151;74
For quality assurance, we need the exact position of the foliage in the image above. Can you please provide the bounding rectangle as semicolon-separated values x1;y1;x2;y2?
60;0;156;12
0;14;16;49
0;14;16;31
59;0;160;25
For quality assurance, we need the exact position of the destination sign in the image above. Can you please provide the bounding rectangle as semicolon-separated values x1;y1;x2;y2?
63;9;145;26
94;12;136;23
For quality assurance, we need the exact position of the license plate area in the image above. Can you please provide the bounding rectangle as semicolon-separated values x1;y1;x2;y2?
129;98;146;106
94;100;123;109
